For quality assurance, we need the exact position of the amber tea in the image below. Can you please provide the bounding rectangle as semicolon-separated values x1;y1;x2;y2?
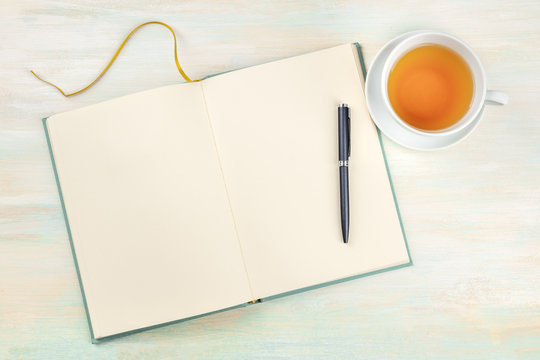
387;44;474;131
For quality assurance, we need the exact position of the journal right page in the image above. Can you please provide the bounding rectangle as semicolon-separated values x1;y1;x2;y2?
202;44;411;300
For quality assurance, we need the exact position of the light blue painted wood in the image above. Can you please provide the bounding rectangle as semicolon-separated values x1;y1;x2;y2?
0;1;539;359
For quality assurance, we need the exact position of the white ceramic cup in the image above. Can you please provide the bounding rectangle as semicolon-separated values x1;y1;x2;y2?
380;31;508;136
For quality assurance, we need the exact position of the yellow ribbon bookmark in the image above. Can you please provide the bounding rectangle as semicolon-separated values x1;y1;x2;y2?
30;21;200;97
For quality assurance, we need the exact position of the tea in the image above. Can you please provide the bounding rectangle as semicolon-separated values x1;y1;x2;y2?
387;44;473;131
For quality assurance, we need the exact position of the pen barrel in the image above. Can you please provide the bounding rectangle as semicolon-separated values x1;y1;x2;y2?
339;166;350;243
338;106;349;161
338;104;350;243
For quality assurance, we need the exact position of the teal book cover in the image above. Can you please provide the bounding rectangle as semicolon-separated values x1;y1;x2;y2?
43;43;411;343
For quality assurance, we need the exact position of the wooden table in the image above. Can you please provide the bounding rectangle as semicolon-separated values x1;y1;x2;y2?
1;1;538;358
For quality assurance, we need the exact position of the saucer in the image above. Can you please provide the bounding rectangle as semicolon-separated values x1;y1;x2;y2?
365;31;483;151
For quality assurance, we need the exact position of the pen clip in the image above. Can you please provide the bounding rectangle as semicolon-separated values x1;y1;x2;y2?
347;112;351;158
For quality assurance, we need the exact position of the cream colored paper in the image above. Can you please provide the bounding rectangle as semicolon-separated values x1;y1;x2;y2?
46;83;252;339
46;44;409;339
203;44;410;299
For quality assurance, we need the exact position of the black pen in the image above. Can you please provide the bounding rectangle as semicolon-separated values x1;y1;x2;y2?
338;104;350;244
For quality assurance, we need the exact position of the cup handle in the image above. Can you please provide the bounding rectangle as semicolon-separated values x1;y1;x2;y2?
485;90;508;105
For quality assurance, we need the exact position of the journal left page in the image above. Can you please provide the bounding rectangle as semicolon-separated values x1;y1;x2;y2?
45;83;253;340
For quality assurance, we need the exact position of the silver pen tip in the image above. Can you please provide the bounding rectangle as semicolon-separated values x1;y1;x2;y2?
339;103;348;108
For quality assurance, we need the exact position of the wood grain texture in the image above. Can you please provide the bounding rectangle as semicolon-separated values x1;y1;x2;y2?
0;0;538;358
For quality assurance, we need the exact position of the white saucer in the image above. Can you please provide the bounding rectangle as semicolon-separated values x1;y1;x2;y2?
365;31;483;151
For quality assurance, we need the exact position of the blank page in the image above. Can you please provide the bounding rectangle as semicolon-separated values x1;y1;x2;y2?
46;83;252;339
203;44;410;299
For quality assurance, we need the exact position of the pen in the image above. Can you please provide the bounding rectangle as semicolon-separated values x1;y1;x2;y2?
338;104;350;244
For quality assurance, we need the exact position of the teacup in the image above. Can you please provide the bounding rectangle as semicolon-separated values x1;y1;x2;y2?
380;31;508;137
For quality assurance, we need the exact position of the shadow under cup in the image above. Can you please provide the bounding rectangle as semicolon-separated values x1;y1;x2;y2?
381;32;487;136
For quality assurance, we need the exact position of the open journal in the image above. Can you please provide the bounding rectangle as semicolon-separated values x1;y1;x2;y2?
43;43;411;342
